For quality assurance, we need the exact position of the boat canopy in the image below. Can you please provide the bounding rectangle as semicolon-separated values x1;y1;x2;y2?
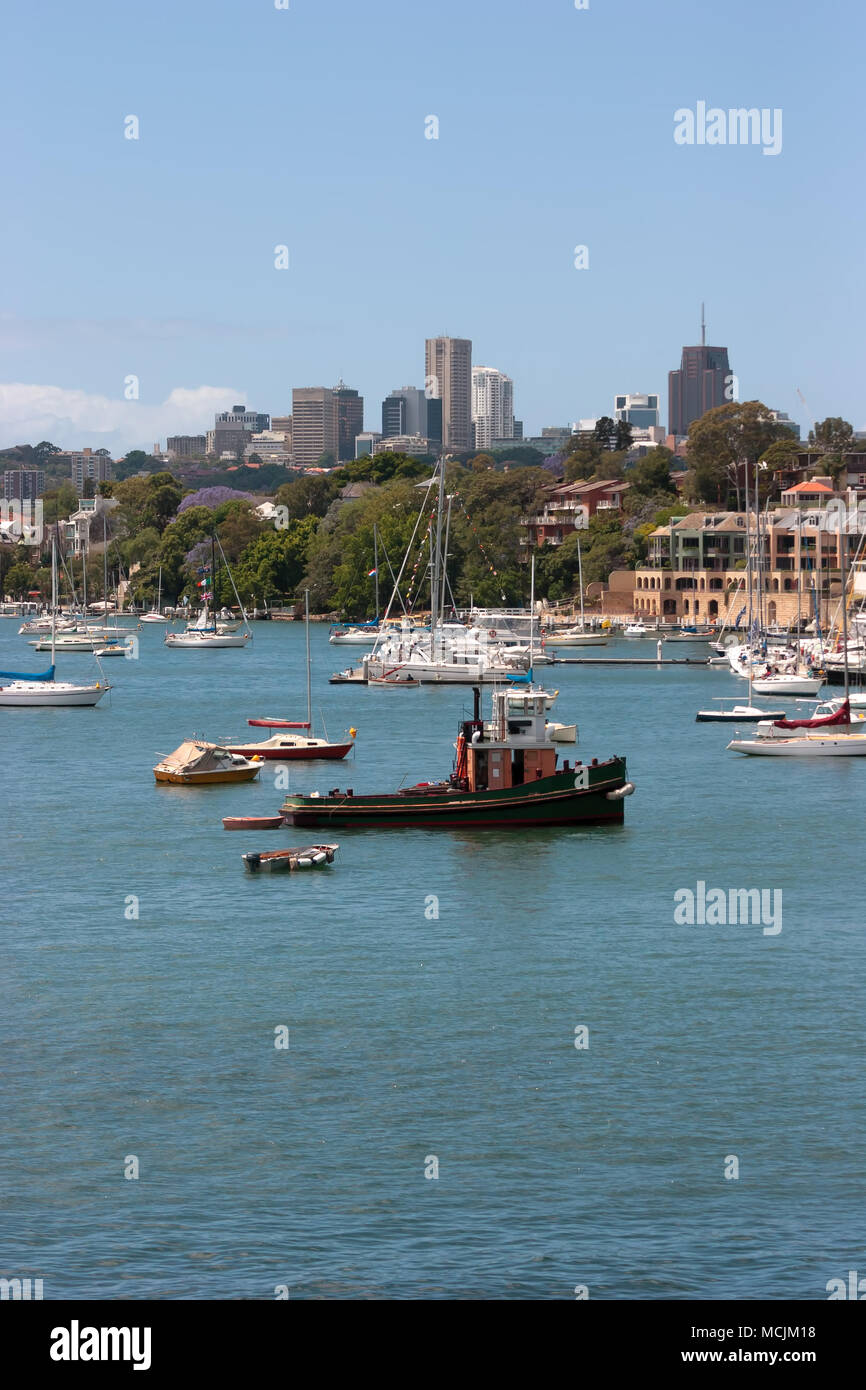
0;665;55;682
773;699;851;730
154;740;236;774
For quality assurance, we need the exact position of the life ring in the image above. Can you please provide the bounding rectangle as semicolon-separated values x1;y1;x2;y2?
489;629;497;638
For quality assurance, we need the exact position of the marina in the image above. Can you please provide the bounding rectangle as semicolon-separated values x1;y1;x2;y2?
3;613;863;1299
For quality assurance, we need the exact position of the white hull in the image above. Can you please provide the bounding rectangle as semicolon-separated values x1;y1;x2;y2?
139;613;169;624
0;681;108;706
751;677;823;696
330;629;384;645
728;733;866;756
164;632;250;648
544;631;608;647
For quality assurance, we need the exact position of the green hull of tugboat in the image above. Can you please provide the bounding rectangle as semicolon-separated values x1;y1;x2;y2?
281;756;632;829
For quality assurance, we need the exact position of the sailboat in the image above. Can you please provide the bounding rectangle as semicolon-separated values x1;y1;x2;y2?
0;538;110;707
728;515;866;755
543;537;609;647
224;591;356;760
140;566;168;623
164;536;251;648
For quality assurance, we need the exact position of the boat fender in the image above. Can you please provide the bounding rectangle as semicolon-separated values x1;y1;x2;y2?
296;858;312;868
605;782;635;800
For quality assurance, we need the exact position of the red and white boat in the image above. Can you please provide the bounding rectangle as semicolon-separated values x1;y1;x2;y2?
240;591;356;760
221;731;355;761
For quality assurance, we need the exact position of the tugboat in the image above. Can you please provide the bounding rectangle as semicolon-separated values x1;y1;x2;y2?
281;687;633;829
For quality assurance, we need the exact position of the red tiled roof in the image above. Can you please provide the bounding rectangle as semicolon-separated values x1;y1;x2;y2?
784;480;833;493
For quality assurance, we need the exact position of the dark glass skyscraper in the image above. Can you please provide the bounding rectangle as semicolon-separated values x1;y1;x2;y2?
668;316;731;437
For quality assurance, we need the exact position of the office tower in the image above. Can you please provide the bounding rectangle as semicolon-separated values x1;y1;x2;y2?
292;387;337;467
668;308;732;437
381;387;442;448
425;336;472;450
613;394;660;429
471;366;514;449
332;380;364;462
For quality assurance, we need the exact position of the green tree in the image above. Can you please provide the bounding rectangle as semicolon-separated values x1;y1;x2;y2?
626;447;677;500
32;441;61;469
684;400;792;507
593;417;616;449
41;482;78;523
809;416;853;451
233;519;319;604
4;559;37;598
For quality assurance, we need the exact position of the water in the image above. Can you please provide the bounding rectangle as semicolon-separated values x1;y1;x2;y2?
1;622;862;1300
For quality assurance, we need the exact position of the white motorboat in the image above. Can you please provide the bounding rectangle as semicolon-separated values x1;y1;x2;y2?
329;624;386;646
623;621;652;636
506;683;558;711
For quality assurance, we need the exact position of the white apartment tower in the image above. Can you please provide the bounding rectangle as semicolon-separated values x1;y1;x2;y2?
471;366;514;450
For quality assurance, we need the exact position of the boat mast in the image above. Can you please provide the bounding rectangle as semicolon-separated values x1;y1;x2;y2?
51;534;57;666
431;456;446;660
744;456;753;636
840;507;850;714
304;588;312;729
210;533;216;629
577;535;586;630
103;513;109;623
440;492;453;631
373;524;379;622
529;551;535;678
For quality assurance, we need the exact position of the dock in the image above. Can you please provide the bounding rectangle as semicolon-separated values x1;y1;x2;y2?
549;656;711;666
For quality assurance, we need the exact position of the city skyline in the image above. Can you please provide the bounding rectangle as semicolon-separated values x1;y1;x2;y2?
1;0;863;454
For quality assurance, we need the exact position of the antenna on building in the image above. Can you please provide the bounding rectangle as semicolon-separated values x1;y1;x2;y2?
700;303;706;347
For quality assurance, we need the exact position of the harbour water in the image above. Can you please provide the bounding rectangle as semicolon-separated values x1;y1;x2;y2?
1;622;862;1299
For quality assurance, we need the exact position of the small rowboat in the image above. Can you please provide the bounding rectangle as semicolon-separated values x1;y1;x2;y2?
368;673;420;687
223;815;285;831
242;843;339;873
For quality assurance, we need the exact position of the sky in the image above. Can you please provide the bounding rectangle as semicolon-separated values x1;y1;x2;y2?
1;0;864;455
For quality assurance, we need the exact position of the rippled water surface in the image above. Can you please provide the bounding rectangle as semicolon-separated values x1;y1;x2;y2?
1;621;863;1299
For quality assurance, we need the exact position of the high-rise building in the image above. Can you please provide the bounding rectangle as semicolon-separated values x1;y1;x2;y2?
332;380;364;462
614;394;660;429
471;366;514;450
381;387;442;449
3;469;44;501
425;336;472;451
215;405;270;433
292;388;337;467
209;404;269;458
166;435;207;458
54;449;113;491
668;311;732;438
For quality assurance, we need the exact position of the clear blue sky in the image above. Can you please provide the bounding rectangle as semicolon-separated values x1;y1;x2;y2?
1;0;863;453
